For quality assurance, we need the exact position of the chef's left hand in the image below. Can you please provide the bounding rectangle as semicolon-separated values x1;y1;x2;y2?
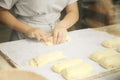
52;25;67;44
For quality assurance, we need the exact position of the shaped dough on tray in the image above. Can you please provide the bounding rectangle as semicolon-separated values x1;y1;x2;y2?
28;51;66;67
89;49;118;62
102;37;120;48
52;58;83;73
99;54;120;69
61;63;93;80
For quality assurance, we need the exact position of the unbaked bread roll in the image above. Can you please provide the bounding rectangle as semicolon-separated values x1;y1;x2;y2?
44;36;71;46
28;51;66;67
99;54;120;69
102;37;120;48
61;63;93;80
89;49;118;62
52;58;83;73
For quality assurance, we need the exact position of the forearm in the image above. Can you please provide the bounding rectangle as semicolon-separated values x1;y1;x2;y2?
0;7;32;34
58;11;79;29
56;2;79;29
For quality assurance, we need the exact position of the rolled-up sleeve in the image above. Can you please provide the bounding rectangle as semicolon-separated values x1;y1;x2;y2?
68;0;78;5
0;0;18;9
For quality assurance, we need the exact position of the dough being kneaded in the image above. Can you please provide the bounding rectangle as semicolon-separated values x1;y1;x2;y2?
99;54;120;69
116;47;120;52
44;36;71;46
89;49;118;62
52;58;83;73
28;51;66;67
61;63;93;80
102;37;120;48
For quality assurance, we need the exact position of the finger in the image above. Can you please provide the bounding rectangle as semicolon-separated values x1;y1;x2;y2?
61;33;66;43
46;35;52;42
53;31;58;44
57;32;63;44
41;34;48;42
28;32;35;38
31;32;35;38
35;33;41;41
46;34;52;41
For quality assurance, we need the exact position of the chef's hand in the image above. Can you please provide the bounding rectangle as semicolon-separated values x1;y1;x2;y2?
26;27;48;42
52;25;67;44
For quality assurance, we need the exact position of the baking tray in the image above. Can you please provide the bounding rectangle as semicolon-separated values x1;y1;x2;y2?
0;29;120;80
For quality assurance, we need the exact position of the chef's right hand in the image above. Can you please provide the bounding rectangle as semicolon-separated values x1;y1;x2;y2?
26;27;48;42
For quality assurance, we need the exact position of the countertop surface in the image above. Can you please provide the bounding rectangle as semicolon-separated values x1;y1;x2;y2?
0;24;120;80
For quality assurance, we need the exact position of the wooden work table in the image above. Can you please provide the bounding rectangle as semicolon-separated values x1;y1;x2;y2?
0;24;120;80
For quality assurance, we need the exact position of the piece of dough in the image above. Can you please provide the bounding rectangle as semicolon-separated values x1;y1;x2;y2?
116;47;120;52
102;37;120;48
28;51;66;67
61;63;93;80
52;58;83;73
89;49;118;62
44;36;54;46
44;36;71;46
99;54;120;69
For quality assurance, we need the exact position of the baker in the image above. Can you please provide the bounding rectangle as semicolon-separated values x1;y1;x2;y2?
0;0;79;44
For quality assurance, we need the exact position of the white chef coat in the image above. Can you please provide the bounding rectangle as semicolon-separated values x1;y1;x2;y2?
0;0;78;40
